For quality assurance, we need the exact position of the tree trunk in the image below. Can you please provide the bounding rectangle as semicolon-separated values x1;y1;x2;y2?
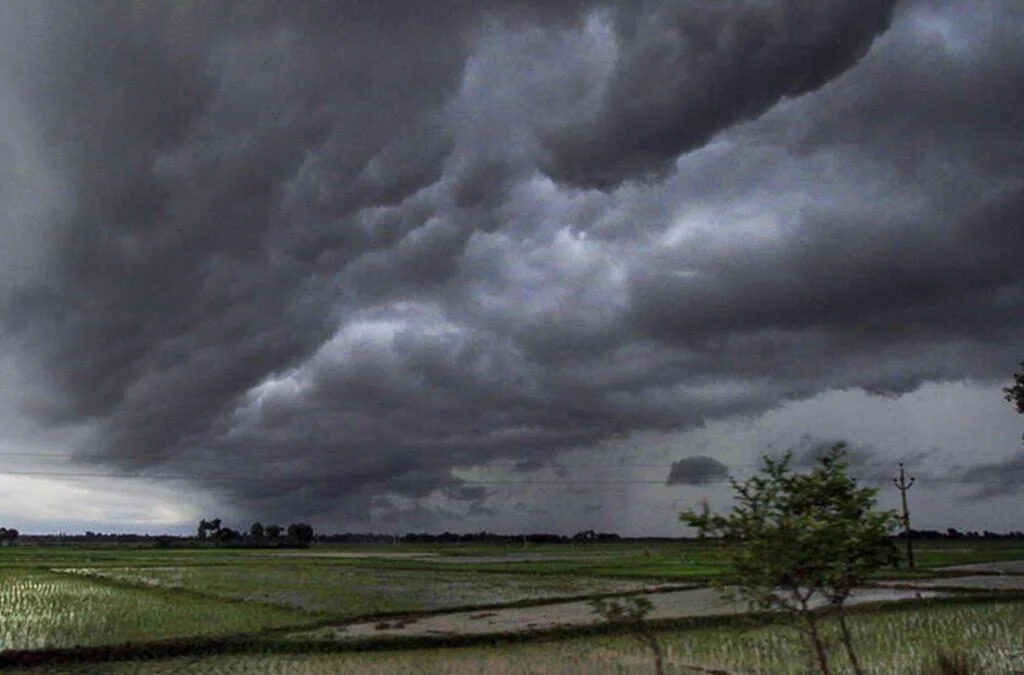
836;603;864;675
804;614;831;675
643;631;666;675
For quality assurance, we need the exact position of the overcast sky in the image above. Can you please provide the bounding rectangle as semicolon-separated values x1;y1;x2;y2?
0;0;1021;536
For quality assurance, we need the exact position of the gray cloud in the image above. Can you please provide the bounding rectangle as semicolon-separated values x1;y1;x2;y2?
0;1;1021;530
667;455;729;486
785;435;940;486
539;0;898;188
958;453;1024;501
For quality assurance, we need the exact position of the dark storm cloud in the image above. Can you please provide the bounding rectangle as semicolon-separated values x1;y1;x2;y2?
785;435;940;486
539;0;898;188
1;0;1022;529
667;456;729;486
958;453;1024;501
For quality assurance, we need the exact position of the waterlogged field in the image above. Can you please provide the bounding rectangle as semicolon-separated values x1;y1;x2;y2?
55;564;657;616
0;569;312;651
11;600;1024;674
0;541;1023;670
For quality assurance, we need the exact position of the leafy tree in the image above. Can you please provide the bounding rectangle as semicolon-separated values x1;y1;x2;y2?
249;522;265;541
287;522;315;545
1007;361;1024;444
215;527;239;543
197;518;228;544
265;524;283;540
1005;360;1024;414
590;596;664;675
679;442;900;675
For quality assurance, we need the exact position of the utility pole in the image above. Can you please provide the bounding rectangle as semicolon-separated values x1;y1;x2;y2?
893;462;916;570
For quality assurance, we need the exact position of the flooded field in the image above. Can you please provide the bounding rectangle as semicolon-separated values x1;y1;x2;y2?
54;564;660;615
881;574;1024;591
305;586;945;642
2;542;1024;672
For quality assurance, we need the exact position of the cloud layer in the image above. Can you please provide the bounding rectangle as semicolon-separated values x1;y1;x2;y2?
0;0;1021;529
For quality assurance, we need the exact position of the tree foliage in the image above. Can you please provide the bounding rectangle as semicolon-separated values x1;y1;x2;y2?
287;522;315;545
195;519;312;547
1006;361;1024;415
679;442;900;675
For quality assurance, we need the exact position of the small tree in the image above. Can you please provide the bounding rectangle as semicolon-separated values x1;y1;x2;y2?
590;596;664;675
1006;361;1023;444
265;524;283;540
287;522;315;546
249;522;265;541
215;527;239;543
1005;360;1024;414
679;442;900;675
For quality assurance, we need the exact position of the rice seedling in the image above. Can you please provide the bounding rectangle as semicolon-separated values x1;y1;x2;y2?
0;569;312;650
653;600;1024;674
55;564;654;617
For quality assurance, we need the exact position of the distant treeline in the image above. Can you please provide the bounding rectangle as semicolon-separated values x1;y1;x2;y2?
317;530;626;544
10;527;1024;546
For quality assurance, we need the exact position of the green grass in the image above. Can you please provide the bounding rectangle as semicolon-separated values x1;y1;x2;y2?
0;569;314;651
3;539;1023;576
653;598;1024;673
9;599;1024;673
0;539;1021;670
53;564;655;617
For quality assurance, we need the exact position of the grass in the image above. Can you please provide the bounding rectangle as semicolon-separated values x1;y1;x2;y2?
6;599;1024;673
0;539;1022;670
283;539;1024;580
0;569;314;651
53;564;656;617
652;598;1024;673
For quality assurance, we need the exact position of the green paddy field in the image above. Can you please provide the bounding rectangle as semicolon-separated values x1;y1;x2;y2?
0;540;1022;672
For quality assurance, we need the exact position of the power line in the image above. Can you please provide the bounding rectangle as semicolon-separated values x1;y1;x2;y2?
0;467;1016;486
0;449;1003;471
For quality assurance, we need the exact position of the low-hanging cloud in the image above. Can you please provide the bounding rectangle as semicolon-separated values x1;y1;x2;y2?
958;453;1024;502
0;0;1022;529
667;456;729;486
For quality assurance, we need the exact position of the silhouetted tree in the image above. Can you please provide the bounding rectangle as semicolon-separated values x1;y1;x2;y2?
1007;361;1024;443
249;522;265;540
287;523;315;545
215;527;239;543
1006;360;1024;414
265;524;283;540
